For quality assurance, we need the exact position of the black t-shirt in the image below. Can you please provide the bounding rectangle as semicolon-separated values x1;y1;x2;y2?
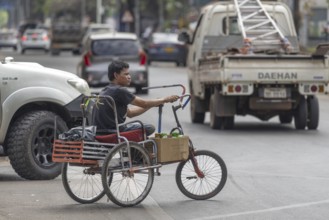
93;83;135;130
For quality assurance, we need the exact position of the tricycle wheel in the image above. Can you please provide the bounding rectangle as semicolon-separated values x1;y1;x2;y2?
175;150;227;200
62;162;105;204
101;142;154;207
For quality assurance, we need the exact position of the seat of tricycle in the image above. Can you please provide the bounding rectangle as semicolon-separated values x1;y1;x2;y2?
95;129;145;144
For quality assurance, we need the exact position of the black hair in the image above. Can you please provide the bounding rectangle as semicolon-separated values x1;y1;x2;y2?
108;60;129;81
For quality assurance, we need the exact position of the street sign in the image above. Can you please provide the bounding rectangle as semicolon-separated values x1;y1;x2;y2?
121;10;134;23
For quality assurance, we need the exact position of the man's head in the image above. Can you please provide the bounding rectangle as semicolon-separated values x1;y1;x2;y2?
108;60;131;86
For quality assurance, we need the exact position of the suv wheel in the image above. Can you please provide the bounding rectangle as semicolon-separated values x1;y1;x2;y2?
6;111;67;180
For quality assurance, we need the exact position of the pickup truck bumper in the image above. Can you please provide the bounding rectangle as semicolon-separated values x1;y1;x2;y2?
64;94;84;119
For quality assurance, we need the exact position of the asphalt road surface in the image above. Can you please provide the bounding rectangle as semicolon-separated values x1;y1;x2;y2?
1;49;329;220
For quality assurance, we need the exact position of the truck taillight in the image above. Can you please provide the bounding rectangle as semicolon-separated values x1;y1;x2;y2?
83;51;92;66
224;83;253;95
139;50;147;65
42;35;49;41
21;36;27;41
299;83;326;94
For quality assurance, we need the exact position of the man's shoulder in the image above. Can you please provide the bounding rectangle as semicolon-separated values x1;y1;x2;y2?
101;84;133;97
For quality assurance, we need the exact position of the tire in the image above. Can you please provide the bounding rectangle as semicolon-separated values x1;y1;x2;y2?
279;114;293;124
6;111;67;180
101;142;154;207
307;96;319;130
21;49;25;54
294;96;307;130
51;49;60;56
210;94;223;129
223;116;234;130
175;150;227;200
62;162;105;204
190;84;205;123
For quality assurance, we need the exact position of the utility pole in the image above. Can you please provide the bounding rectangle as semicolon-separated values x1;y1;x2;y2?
134;0;140;36
81;0;86;26
293;0;300;35
97;0;103;23
158;0;164;30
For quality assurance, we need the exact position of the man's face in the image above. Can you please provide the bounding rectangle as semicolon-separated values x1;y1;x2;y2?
116;68;131;86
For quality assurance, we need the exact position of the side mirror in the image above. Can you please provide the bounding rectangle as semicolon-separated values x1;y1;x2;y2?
178;31;191;44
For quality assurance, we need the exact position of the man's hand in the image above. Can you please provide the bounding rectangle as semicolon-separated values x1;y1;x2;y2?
164;95;180;103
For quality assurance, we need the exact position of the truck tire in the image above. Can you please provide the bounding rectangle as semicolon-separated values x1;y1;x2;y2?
51;49;60;56
190;84;205;123
6;110;67;180
210;94;223;129
307;96;319;130
223;116;235;130
279;114;293;124
294;96;307;130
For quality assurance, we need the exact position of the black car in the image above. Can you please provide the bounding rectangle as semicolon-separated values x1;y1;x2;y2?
146;32;188;66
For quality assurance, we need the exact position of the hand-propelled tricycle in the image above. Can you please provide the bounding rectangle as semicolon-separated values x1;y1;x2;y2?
52;84;227;207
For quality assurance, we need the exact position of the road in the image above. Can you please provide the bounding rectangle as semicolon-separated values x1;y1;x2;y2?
1;49;329;220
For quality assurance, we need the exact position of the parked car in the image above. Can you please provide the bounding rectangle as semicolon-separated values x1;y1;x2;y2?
146;32;188;66
0;29;18;50
20;29;50;54
77;32;148;94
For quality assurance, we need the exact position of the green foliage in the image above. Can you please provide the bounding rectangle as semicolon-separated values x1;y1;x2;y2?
0;10;8;28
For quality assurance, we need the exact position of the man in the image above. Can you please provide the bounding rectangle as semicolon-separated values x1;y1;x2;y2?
93;60;179;136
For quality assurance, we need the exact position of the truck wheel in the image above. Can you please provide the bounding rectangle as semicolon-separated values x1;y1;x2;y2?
307;96;319;130
279;114;293;124
210;94;223;129
51;49;60;56
191;95;205;123
223;116;234;130
6;111;67;180
190;83;205;123
294;96;307;130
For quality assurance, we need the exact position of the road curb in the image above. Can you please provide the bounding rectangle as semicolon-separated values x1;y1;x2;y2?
0;157;9;163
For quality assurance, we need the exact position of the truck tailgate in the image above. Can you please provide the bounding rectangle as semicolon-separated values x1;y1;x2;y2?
199;55;329;84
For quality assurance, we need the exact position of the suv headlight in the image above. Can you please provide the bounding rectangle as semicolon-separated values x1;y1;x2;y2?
68;78;91;96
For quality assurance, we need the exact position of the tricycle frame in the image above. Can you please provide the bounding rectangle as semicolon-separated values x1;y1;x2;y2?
53;84;227;207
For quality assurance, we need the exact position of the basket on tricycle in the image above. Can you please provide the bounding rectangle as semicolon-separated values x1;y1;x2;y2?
52;84;227;207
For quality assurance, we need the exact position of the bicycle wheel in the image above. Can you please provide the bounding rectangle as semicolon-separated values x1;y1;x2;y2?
62;162;105;204
102;142;154;207
175;150;227;200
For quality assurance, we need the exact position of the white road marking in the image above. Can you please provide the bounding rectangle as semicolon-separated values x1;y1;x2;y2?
190;199;329;220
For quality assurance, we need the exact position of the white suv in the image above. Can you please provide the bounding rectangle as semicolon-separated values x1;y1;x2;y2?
0;57;90;180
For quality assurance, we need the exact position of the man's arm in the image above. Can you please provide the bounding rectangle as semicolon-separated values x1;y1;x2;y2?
127;95;179;118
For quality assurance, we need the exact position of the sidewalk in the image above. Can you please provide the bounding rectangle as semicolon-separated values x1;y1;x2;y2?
0;157;9;163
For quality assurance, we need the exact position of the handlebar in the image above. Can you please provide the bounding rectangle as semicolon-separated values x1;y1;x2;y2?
142;84;190;109
142;84;186;96
174;94;191;111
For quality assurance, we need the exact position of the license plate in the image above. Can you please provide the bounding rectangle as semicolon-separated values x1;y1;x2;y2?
164;47;174;53
264;88;287;98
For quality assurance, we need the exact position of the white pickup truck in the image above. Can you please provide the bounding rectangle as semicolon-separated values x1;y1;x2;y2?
179;1;329;130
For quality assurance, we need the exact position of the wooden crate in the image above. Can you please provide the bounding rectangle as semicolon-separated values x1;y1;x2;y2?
52;140;98;165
